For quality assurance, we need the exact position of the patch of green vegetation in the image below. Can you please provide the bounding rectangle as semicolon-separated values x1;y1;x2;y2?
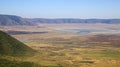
0;56;71;67
33;40;79;45
0;58;44;67
30;40;87;50
99;49;120;58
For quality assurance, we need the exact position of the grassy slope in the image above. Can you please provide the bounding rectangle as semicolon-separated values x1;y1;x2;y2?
0;31;40;67
0;30;35;56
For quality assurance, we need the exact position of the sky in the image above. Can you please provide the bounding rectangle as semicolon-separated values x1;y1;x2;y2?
0;0;120;18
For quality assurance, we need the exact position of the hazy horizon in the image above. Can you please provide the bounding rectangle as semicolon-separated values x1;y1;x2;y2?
0;0;120;19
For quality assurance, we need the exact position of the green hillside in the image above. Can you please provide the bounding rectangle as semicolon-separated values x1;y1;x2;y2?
0;30;35;56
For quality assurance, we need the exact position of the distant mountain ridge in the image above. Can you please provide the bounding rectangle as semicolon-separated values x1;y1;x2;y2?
30;18;120;24
0;14;33;26
0;14;120;26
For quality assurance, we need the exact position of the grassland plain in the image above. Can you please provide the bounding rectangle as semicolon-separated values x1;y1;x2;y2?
0;24;120;67
12;34;120;67
14;42;119;67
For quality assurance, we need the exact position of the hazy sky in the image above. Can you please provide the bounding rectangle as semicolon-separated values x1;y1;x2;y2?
0;0;120;18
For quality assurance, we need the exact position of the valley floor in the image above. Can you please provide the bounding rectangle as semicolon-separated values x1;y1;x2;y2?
0;24;120;67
